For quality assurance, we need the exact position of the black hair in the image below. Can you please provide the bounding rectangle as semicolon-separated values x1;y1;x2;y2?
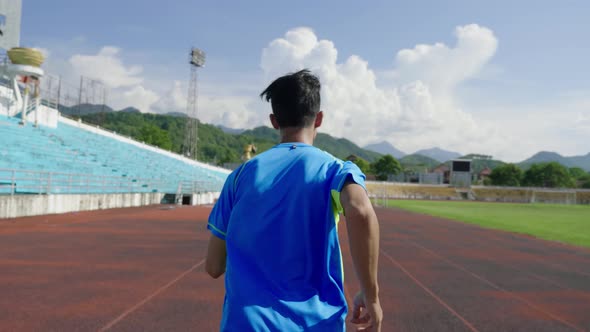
260;69;321;128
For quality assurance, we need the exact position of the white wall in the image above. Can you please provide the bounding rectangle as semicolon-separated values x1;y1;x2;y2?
191;192;220;205
0;191;221;218
0;192;164;218
0;85;59;128
26;104;58;127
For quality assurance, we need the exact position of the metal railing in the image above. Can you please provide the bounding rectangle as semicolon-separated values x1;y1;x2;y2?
177;180;218;194
0;168;218;195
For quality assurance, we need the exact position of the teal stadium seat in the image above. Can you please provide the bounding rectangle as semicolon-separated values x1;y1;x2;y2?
0;115;229;195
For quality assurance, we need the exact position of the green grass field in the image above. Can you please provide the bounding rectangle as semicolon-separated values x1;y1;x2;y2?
385;200;590;248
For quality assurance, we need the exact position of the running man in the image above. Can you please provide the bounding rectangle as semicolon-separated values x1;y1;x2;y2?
206;69;382;331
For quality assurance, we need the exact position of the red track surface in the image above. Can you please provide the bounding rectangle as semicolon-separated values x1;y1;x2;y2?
1;205;589;331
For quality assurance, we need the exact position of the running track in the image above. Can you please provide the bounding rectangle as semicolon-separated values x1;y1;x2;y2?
0;205;589;331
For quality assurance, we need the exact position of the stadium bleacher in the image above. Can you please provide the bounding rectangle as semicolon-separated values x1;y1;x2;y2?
0;114;229;195
367;182;461;200
471;187;532;203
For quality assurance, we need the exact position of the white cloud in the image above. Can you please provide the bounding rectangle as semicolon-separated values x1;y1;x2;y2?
110;85;159;112
36;27;589;161
42;47;262;119
43;46;159;112
199;95;263;129
260;25;505;156
474;98;590;161
69;46;143;89
151;80;263;128
152;81;186;114
392;24;497;93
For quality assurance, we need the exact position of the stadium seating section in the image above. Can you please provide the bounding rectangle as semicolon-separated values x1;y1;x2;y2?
0;115;228;195
367;183;461;200
366;183;590;205
576;191;590;204
472;187;532;203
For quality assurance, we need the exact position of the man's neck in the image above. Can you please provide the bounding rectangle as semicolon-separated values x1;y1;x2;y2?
279;126;316;145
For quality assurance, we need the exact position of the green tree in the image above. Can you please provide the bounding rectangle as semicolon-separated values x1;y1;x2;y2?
353;157;371;174
569;167;587;180
489;163;523;186
522;162;575;188
568;167;590;188
579;175;590;189
138;124;173;151
371;154;402;181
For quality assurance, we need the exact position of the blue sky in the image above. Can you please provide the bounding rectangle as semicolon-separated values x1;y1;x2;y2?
20;0;590;161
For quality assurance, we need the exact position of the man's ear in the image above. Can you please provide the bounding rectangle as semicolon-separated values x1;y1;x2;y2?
314;111;323;128
269;114;280;129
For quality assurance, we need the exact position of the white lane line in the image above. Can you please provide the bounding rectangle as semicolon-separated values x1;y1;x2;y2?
98;259;206;332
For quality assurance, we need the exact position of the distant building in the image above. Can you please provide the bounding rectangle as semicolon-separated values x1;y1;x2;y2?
478;167;492;181
431;164;450;184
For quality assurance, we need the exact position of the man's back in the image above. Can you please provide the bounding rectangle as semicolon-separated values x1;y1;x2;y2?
206;69;381;332
208;142;365;331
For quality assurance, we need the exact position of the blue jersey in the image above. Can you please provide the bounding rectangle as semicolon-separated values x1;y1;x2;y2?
207;142;366;331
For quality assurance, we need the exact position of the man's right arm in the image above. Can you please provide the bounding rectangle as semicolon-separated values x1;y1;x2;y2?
340;180;382;331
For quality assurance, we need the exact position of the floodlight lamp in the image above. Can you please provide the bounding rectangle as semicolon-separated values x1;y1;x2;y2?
190;48;206;67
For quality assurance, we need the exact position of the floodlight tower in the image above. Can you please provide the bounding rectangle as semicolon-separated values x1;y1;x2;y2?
183;48;205;160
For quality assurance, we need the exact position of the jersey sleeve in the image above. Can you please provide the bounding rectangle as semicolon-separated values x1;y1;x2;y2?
207;170;237;240
330;161;366;214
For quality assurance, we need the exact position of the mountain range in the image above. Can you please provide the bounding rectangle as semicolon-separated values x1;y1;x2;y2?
64;104;590;171
363;141;406;159
58;103;114;116
59;104;186;118
217;124;245;135
519;151;590;171
241;126;382;162
363;143;462;163
414;147;462;163
398;154;440;173
362;142;590;171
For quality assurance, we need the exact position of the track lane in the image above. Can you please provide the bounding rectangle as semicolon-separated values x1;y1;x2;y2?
376;207;590;331
2;205;589;331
